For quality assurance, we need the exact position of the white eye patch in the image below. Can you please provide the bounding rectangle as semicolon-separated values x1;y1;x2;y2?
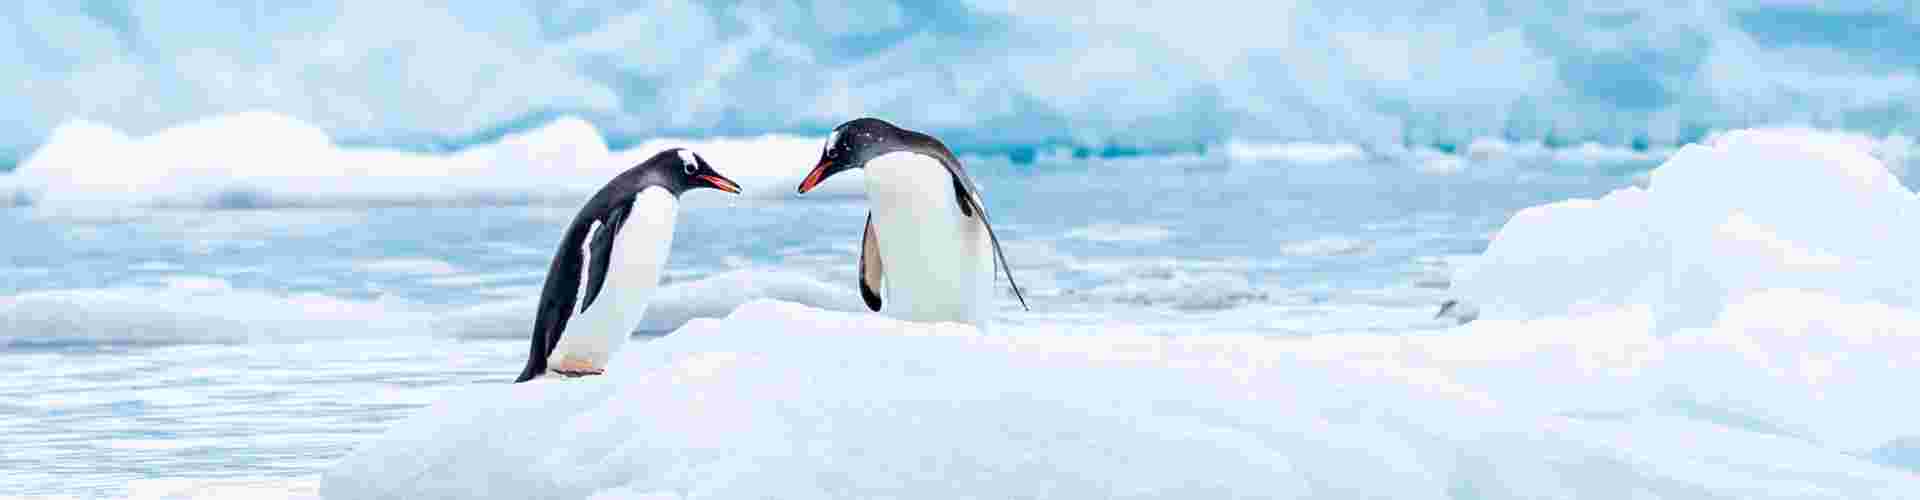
677;149;698;174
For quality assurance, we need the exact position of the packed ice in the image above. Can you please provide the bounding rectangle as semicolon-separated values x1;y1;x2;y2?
326;299;1919;498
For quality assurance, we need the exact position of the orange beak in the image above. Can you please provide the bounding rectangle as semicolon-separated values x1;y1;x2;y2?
797;159;832;194
698;174;740;194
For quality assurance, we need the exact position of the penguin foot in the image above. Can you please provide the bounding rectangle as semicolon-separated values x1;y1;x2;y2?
551;368;604;378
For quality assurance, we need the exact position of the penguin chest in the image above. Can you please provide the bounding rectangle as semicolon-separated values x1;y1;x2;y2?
548;187;678;370
863;152;994;325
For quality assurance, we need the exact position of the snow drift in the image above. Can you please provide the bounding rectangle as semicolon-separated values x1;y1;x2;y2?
1450;127;1920;333
325;298;1920;499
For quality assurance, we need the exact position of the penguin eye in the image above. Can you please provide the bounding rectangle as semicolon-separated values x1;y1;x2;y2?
683;163;697;175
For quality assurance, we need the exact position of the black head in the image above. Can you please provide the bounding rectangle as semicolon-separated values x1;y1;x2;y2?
626;148;740;196
797;117;910;193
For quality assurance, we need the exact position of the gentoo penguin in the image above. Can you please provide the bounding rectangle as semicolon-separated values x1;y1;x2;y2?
795;117;1027;327
514;149;740;383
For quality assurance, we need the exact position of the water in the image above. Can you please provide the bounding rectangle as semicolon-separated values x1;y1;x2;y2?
0;155;1645;497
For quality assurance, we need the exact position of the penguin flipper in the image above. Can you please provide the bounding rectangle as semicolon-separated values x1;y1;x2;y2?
517;207;601;383
956;188;1029;312
859;213;884;312
580;201;631;313
917;134;1029;311
952;177;975;218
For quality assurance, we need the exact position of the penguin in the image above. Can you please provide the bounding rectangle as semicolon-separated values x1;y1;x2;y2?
514;148;740;383
795;117;1027;327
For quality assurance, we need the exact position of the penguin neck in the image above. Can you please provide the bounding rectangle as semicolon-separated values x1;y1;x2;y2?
864;151;947;204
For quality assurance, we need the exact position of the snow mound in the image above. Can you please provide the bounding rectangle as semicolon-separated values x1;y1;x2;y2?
1451;128;1920;332
637;269;866;332
1;113;843;211
325;298;1920;499
435;269;863;338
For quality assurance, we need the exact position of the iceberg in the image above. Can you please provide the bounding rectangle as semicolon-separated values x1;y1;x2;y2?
5;2;1917;157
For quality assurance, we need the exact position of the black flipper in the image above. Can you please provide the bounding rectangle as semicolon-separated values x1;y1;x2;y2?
906;136;1028;312
859;213;884;312
515;199;633;383
516;216;592;383
961;192;1029;311
580;202;630;313
952;177;975;218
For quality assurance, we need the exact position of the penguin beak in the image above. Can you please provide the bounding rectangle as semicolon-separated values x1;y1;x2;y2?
797;159;834;194
698;174;741;194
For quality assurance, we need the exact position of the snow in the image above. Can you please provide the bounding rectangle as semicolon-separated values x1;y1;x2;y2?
325;297;1920;499
0;112;846;212
1451;127;1920;333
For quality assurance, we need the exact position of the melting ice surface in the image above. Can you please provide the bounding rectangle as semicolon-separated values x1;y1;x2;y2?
2;116;1918;498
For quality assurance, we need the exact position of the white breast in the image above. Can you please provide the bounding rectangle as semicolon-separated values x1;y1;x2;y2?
863;151;995;327
547;186;678;371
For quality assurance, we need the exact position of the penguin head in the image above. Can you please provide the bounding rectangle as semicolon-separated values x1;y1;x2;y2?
798;117;905;194
633;148;741;196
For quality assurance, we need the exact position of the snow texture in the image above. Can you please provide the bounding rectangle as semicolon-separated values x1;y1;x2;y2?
1451;127;1920;333
324;298;1920;499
